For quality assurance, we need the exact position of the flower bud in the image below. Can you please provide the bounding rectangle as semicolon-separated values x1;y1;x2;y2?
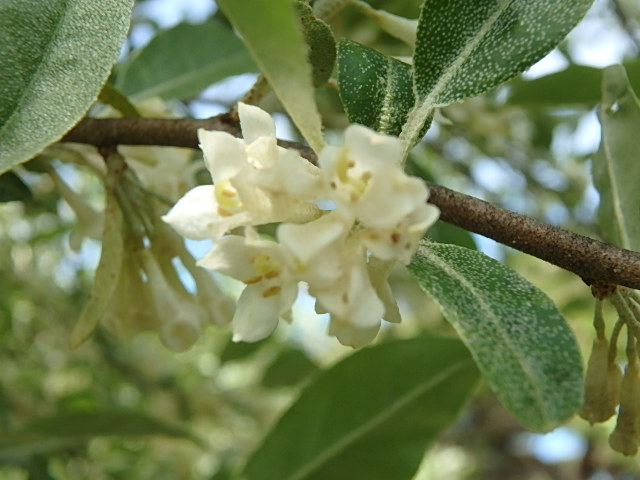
142;251;206;352
580;337;622;424
609;356;640;455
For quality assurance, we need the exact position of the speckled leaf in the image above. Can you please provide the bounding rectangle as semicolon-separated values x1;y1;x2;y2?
0;0;133;174
338;40;423;136
218;0;325;153
408;242;583;432
69;174;123;348
241;336;479;480
116;19;256;101
297;2;336;87
592;65;640;252
401;0;594;148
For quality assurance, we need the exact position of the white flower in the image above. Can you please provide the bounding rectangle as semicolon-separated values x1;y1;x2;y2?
162;103;321;241
358;203;440;264
320;124;434;231
278;212;385;348
198;227;298;342
161;103;440;349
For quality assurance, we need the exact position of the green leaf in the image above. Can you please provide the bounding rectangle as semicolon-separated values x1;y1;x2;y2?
241;335;479;480
98;83;141;117
592;65;640;252
217;0;325;153
262;347;319;388
408;242;583;432
116;19;257;101
0;409;198;459
338;40;422;137
297;2;336;87
0;171;33;203
508;60;640;108
219;337;269;364
0;0;133;174
401;0;594;149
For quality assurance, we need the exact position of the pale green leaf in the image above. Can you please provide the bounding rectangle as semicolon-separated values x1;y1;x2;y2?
217;0;325;153
69;175;123;348
98;83;141;117
0;0;133;174
338;40;421;136
241;336;479;480
350;0;418;48
116;19;257;101
408;242;583;432
401;0;594;149
592;65;640;252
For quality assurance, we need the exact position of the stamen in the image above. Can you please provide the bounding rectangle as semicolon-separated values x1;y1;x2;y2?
262;286;282;298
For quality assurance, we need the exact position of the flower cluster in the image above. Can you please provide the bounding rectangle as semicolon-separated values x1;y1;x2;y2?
163;103;439;348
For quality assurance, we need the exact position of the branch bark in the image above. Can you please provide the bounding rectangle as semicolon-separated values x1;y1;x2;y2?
63;115;640;290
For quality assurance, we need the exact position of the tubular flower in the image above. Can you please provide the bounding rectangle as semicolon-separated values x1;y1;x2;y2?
163;104;439;347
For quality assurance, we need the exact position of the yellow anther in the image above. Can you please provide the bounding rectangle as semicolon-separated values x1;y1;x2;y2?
243;275;263;284
262;286;282;298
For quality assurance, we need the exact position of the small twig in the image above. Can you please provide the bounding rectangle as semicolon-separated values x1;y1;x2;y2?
62;115;640;290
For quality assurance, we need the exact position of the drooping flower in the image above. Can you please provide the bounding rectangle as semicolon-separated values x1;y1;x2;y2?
198;227;298;342
278;212;385;348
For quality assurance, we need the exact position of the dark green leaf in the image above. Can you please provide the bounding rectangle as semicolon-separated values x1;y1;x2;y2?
116;19;257;101
0;409;198;459
0;171;33;203
401;0;594;147
338;40;422;136
262;347;319;388
297;2;336;87
0;0;134;173
219;337;269;364
408;242;583;432
592;65;640;252
427;221;477;250
241;335;479;480
508;60;640;108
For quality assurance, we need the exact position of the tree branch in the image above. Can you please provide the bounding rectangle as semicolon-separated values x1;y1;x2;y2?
63;115;640;290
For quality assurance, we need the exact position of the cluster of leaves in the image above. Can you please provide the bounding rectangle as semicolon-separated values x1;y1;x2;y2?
2;0;640;478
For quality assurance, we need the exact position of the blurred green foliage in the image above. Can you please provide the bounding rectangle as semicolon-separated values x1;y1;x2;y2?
2;0;640;478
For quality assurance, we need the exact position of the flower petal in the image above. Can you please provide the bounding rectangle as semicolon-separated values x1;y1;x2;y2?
162;185;219;240
239;102;276;143
198;129;247;180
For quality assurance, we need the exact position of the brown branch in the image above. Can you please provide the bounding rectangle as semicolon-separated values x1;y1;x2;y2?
62;114;317;162
62;115;640;290
425;183;640;289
